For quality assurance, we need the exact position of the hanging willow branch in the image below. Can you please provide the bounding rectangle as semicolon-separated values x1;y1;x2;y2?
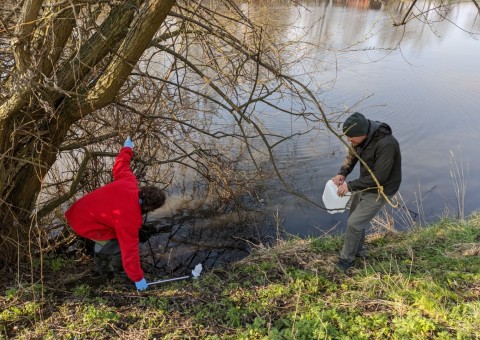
394;0;418;26
472;0;480;14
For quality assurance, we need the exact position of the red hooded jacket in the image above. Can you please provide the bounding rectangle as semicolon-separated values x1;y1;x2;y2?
65;147;144;282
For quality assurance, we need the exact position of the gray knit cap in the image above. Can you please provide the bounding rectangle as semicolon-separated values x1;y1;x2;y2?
343;112;369;137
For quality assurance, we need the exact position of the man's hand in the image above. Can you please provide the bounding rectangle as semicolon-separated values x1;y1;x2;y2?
337;182;349;197
135;278;148;291
332;175;345;186
124;136;134;149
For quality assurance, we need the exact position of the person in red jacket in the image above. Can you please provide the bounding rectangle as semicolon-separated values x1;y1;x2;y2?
65;137;166;291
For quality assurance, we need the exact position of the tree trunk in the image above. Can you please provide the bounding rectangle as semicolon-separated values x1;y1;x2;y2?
0;112;72;265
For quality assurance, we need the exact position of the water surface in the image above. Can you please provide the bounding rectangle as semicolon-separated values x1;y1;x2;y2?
253;0;480;236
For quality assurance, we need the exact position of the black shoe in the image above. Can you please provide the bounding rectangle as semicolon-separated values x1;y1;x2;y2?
105;271;115;281
335;258;354;273
93;269;115;281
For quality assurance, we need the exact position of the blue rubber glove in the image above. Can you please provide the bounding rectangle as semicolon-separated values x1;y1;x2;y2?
124;136;134;149
135;278;148;291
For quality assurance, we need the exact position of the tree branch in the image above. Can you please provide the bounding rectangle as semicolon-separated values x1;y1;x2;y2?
13;0;44;74
37;4;76;77
63;0;176;118
51;0;142;104
394;0;418;26
472;0;480;14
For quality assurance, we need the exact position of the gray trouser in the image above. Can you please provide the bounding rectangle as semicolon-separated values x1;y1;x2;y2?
340;192;388;263
93;239;123;275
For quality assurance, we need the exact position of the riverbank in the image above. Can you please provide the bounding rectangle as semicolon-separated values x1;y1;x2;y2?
2;214;480;338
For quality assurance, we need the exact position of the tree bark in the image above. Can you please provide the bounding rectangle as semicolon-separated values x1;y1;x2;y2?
12;0;44;74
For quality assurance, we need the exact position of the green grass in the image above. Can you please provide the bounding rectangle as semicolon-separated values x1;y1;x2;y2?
2;214;480;338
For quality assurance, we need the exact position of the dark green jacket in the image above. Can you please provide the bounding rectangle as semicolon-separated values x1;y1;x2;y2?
338;120;402;196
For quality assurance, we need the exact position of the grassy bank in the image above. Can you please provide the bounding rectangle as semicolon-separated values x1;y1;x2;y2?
2;214;480;339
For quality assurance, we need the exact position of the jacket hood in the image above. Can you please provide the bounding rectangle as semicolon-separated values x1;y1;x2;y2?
368;120;392;138
355;120;392;150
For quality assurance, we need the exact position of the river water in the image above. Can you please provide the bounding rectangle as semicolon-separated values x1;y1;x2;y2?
139;1;480;274
246;0;480;236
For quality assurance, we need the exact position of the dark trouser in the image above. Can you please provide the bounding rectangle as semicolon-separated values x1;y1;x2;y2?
340;192;388;263
93;239;123;275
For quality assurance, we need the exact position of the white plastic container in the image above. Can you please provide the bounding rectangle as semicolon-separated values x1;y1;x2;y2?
322;180;350;214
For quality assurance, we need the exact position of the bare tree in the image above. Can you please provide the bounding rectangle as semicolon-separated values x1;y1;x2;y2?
0;0;331;265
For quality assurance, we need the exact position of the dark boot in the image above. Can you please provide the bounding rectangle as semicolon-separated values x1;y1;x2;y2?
111;253;125;275
93;240;121;280
356;246;367;259
94;252;114;280
335;258;354;273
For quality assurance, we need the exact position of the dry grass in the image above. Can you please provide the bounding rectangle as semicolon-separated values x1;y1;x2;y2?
2;214;480;338
445;242;480;258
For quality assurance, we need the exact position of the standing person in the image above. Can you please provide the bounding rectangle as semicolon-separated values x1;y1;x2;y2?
65;137;166;291
332;112;402;272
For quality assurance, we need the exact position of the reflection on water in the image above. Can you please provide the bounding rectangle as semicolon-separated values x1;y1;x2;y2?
244;0;480;236
331;0;383;10
140;206;274;276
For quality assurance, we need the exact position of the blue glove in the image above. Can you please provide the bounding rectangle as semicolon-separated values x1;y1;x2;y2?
135;278;148;291
124;136;134;149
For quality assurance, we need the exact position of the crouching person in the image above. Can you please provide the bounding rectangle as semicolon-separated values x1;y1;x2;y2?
65;137;166;291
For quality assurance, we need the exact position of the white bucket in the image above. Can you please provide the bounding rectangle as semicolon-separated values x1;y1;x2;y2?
322;180;350;214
